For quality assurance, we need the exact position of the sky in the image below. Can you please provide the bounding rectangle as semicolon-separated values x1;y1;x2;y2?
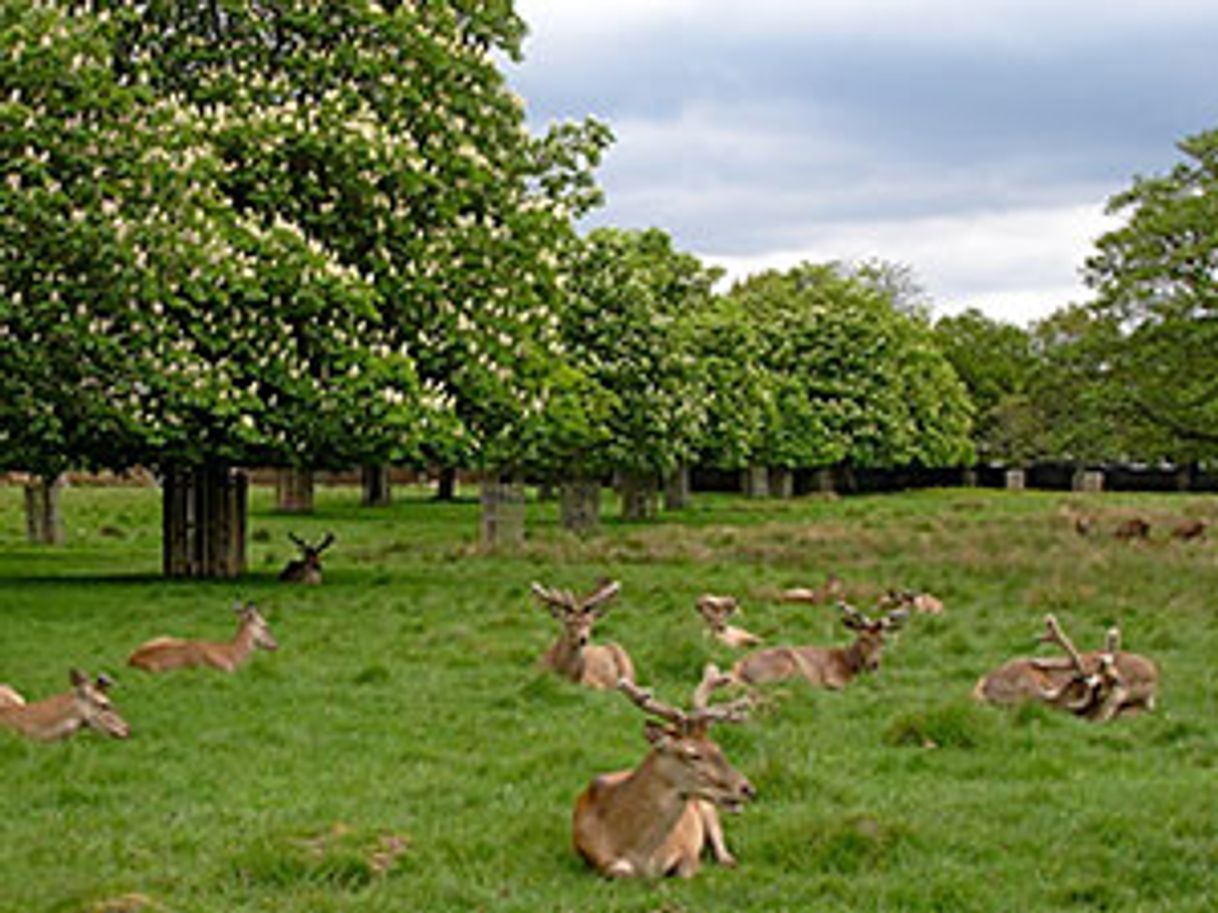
506;1;1218;325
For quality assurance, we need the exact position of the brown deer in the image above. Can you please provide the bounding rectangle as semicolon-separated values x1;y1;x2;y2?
973;614;1158;722
531;580;635;689
878;588;945;616
0;670;130;741
730;602;907;689
279;532;335;584
1171;518;1208;541
128;602;279;673
573;664;755;879
1114;517;1151;541
695;594;762;648
779;572;845;605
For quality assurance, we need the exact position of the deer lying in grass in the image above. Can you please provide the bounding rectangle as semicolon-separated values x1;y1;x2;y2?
531;580;635;689
695;595;761;648
127;602;279;673
730;602;907;689
0;670;130;741
279;532;335;584
573;664;755;879
1171;518;1208;541
779;572;844;605
973;614;1158;721
879;588;945;616
1114;517;1151;541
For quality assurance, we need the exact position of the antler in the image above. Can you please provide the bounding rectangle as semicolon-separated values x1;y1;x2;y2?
618;678;687;727
838;601;870;629
288;531;307;550
619;666;751;736
1040;615;1086;674
316;532;335;553
531;581;577;615
578;579;621;615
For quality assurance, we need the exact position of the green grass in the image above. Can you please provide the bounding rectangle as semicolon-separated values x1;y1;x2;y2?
1;483;1216;912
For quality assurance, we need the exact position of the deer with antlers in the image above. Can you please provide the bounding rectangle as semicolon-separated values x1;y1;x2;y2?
0;670;130;741
573;664;755;879
531;580;635;689
973;614;1158;722
695;594;762;649
279;532;335;585
730;602;907;689
127;602;279;673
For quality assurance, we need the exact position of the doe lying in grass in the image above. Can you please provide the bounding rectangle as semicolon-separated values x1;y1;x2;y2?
0;669;130;741
695;594;761;648
531;579;635;689
128;601;279;673
573;664;754;879
973;614;1158;722
730;602;907;690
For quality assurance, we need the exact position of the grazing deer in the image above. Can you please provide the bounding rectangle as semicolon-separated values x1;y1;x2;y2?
730;602;907;689
779;572;844;605
695;594;762;649
0;670;130;741
973;615;1158;721
128;602;279;673
573;664;755;879
879;588;944;616
531;580;636;689
1114;517;1151;541
1171;518;1208;541
279;532;335;584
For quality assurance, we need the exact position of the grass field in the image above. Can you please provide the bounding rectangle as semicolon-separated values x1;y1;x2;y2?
1;483;1215;912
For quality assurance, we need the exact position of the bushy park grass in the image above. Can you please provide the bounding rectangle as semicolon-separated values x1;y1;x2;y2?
1;483;1216;912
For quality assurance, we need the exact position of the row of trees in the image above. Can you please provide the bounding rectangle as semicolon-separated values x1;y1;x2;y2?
3;2;1216;574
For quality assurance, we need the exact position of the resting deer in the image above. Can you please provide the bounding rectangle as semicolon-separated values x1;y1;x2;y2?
279;532;335;584
973;614;1158;722
1171;518;1208;541
573;664;755;879
730;602;907;689
779;572;844;605
531;580;635;689
0;670;130;741
879;588;945;616
1114;517;1150;541
695;594;761;648
128;602;279;673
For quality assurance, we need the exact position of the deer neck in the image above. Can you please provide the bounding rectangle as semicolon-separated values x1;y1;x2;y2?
548;634;586;679
839;639;872;677
225;621;259;667
603;752;692;872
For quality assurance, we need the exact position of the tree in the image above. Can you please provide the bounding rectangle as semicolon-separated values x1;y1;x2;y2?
1084;126;1218;459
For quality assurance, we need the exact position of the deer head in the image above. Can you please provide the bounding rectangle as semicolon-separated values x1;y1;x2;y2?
695;594;739;630
1037;615;1124;715
235;602;279;652
531;579;621;650
619;665;755;811
839;602;907;672
69;669;130;739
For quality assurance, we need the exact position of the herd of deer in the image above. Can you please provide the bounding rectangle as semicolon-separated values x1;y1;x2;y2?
531;574;1160;879
0;523;1164;883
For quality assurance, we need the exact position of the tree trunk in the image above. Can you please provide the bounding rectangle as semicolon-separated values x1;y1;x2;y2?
162;465;247;578
618;471;657;521
560;479;601;534
435;466;457;502
768;466;793;499
810;468;836;495
479;475;525;547
742;464;769;498
663;464;691;511
24;474;65;546
361;464;392;506
275;467;314;513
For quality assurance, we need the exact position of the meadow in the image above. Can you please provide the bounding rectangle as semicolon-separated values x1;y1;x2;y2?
0;482;1215;913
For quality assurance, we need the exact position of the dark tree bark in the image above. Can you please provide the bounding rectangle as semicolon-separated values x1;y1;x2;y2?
560;479;601;534
24;474;65;545
435;466;457;502
361;464;392;506
618;471;657;521
479;475;525;547
275;467;314;513
663;463;691;511
162;465;247;578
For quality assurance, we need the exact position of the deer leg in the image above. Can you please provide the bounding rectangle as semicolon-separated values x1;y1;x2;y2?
698;801;737;867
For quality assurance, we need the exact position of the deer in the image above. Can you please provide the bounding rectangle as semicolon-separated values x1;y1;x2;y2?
1114;517;1151;541
573;664;755;879
730;602;908;690
695;594;762;649
279;532;335;584
127;602;279;673
779;572;845;605
878;588;945;616
531;579;635;689
0;670;131;741
973;614;1158;722
1171;518;1208;541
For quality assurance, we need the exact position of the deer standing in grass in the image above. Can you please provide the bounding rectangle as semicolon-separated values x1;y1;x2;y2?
279;532;335;584
531;580;635;689
573;664;755;879
730;602;908;689
973;614;1158;721
0;670;130;741
695;595;761;649
128;602;279;673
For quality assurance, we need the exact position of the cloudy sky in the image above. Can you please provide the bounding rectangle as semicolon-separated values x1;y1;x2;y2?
507;1;1218;325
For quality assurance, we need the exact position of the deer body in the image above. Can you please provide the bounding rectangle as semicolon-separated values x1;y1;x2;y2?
573;667;754;879
731;603;906;690
0;671;130;741
128;603;278;673
1114;517;1151;541
533;580;635;689
780;573;844;605
280;532;334;584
